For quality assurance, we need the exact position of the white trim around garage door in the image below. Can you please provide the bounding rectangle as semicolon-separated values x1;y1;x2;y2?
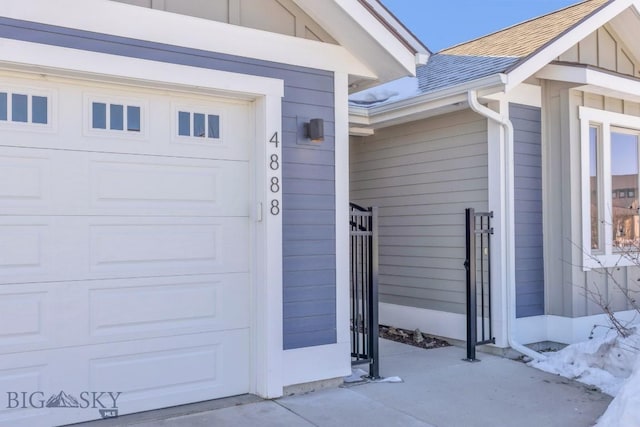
0;38;285;399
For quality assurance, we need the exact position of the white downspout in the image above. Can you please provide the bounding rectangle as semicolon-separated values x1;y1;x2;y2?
467;90;546;362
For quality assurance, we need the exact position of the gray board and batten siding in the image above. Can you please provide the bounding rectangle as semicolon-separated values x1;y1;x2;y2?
350;109;488;315
511;103;545;318
0;17;336;350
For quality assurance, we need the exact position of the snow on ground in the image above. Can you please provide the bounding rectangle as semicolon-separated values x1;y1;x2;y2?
529;324;640;426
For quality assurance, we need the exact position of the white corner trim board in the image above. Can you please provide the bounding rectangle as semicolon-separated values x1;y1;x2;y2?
334;72;351;347
516;310;640;344
283;343;351;387
1;0;376;78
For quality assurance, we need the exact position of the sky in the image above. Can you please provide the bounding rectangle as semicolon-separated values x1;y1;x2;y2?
380;0;582;52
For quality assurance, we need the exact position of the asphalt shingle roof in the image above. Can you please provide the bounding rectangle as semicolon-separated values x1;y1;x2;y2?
441;0;611;58
350;0;613;107
416;55;520;93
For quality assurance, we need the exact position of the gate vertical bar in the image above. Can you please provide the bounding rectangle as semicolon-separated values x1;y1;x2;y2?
465;208;477;361
351;220;358;360
367;206;380;379
487;213;493;340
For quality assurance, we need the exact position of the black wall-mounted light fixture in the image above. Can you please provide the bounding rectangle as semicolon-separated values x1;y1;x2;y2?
305;118;324;143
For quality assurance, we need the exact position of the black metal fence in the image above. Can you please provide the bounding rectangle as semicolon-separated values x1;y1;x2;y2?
464;208;495;361
349;203;379;378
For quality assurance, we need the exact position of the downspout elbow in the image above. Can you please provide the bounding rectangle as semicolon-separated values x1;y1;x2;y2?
466;90;547;362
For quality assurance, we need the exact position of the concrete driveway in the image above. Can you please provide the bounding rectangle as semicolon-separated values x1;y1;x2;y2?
75;339;611;427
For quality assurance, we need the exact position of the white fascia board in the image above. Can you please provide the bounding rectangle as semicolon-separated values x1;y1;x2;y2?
294;0;417;79
485;83;542;108
349;73;507;129
348;108;370;126
2;0;376;79
358;0;430;58
505;0;635;92
349;127;375;136
536;63;640;101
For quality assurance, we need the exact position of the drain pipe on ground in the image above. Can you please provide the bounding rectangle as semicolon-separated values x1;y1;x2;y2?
466;90;547;362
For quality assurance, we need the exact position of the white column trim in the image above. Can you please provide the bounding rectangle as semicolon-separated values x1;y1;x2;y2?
335;71;350;348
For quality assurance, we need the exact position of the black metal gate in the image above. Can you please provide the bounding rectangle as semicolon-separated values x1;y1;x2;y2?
464;208;495;361
349;203;379;378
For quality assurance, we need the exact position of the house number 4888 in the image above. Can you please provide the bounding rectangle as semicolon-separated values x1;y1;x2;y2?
269;132;280;215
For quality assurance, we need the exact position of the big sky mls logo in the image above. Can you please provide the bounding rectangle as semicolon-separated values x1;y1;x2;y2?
7;390;121;419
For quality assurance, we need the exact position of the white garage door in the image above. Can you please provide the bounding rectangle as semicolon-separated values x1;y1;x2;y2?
0;74;253;426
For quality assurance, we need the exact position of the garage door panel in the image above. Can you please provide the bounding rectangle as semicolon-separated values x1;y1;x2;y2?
0;147;250;217
0;151;51;210
0;291;49;348
88;219;249;277
88;274;250;338
0;362;51;427
0;330;250;426
88;153;250;217
0;223;53;281
0;85;252;162
0;217;249;284
88;330;250;402
0;274;249;355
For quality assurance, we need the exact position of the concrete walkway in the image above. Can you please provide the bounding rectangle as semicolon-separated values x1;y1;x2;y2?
76;339;611;427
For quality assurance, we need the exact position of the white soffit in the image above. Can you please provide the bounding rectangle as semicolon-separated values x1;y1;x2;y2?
536;63;640;103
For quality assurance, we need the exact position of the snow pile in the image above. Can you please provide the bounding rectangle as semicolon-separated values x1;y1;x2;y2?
343;368;403;384
530;326;639;396
595;356;640;427
349;76;420;106
528;324;640;425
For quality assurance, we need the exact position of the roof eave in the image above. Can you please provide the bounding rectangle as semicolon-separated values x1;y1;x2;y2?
293;0;424;88
349;73;508;131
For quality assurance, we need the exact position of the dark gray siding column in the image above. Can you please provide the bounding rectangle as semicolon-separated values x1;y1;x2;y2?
510;103;544;318
0;17;336;349
281;87;336;350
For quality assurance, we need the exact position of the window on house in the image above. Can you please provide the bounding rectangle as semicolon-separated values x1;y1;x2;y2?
590;126;600;250
91;101;141;133
0;91;49;125
581;107;640;268
611;130;639;249
176;110;220;140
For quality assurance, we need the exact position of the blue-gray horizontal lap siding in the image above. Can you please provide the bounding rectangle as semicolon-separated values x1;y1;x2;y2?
510;103;544;318
0;17;336;350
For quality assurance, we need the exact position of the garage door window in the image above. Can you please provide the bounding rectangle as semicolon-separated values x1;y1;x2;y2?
92;101;141;133
177;110;220;140
0;91;48;125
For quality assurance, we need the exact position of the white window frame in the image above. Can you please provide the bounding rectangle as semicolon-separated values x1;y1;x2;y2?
83;93;148;140
0;84;56;132
580;106;640;269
